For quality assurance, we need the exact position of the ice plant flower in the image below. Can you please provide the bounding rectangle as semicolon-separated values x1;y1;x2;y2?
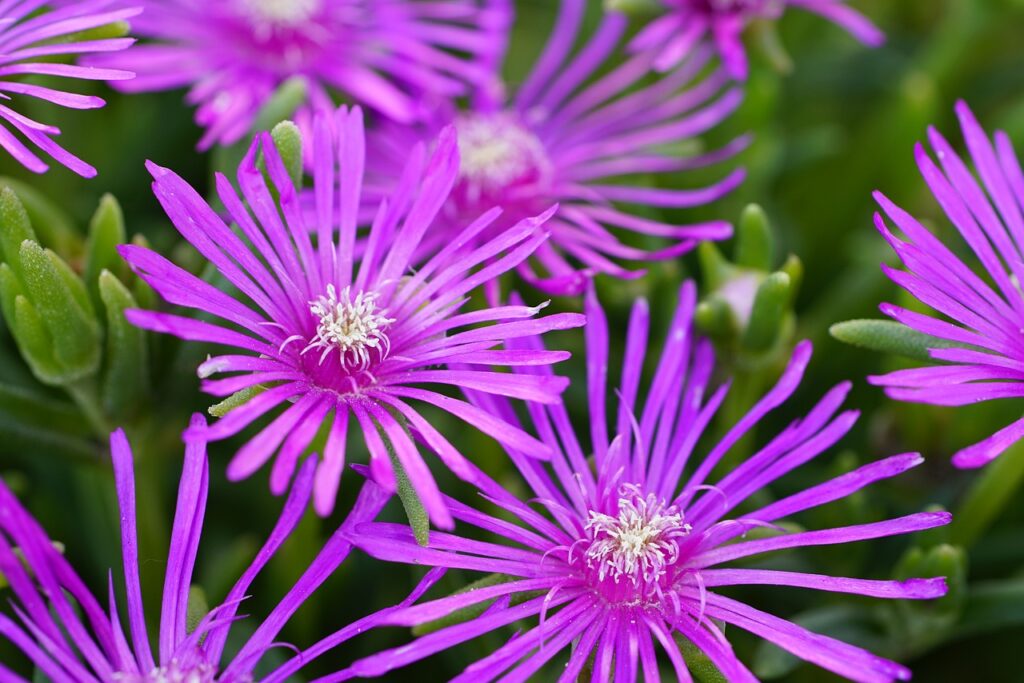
89;0;511;149
869;102;1024;468
341;283;950;682
631;0;884;79
0;1;139;176
120;105;584;522
0;415;390;682
365;0;747;295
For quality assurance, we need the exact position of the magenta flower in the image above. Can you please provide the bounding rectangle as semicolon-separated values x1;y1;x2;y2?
632;0;884;80
869;102;1024;469
0;415;390;681
90;0;510;149
365;0;747;296
341;283;949;682
120;105;583;522
0;1;138;176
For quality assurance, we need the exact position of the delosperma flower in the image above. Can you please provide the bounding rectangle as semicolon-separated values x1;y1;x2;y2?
89;0;511;149
870;101;1024;469
0;415;389;682
0;1;139;176
339;283;949;682
632;0;884;80
120;104;584;522
365;0;747;296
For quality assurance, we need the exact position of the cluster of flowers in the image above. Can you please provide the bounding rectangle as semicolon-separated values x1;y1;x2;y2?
0;0;1019;681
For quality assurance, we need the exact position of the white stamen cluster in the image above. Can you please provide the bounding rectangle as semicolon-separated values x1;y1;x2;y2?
454;113;549;197
238;0;321;26
304;284;395;370
585;485;691;585
114;661;218;683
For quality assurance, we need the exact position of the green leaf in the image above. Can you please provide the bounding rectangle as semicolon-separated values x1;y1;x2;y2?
186;585;210;635
0;179;77;259
12;295;63;385
99;271;149;421
0;185;36;276
604;0;661;14
950;438;1024;548
754;605;883;679
253;77;308;133
695;297;738;339
0;262;25;333
18;240;100;378
698;241;732;291
735;204;774;271
411;573;542;636
0;382;90;435
742;271;791;352
271;121;304;190
677;634;729;683
829;319;961;362
387;433;430;547
209;385;265;417
956;578;1024;640
84;195;127;311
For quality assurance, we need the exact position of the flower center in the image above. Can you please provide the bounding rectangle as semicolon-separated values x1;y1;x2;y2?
452;112;551;210
584;485;691;587
237;0;322;26
304;284;395;370
114;661;218;683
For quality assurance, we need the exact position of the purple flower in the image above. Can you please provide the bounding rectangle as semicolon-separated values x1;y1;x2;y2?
90;0;511;149
341;283;949;682
120;104;584;522
0;415;390;681
364;0;747;296
0;1;138;176
632;0;884;80
869;102;1024;469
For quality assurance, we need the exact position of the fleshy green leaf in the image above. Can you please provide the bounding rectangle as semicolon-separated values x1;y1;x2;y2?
12;295;63;385
84;195;128;311
411;573;541;636
271;121;304;190
186;585;210;635
0;382;90;436
950;438;1024;548
99;271;149;420
829;319;961;361
209;385;265;417
742;271;791;352
677;634;729;683
18;240;100;378
735;204;774;271
0;179;76;259
0;185;36;276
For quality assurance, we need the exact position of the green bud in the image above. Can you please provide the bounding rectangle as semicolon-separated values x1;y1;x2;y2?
99;271;149;420
85;195;128;310
829;319;961;362
271;121;304;190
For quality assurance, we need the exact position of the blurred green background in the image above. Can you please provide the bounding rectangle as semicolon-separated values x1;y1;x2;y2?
2;0;1024;679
